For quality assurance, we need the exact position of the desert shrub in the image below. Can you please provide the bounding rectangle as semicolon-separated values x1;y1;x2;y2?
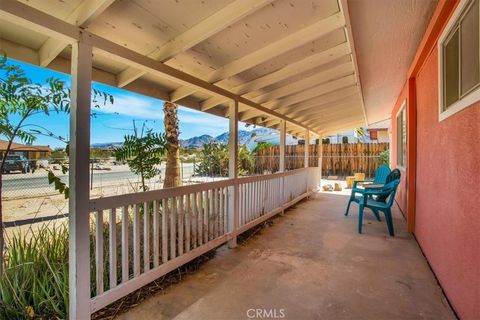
194;142;229;177
378;149;390;166
0;224;69;319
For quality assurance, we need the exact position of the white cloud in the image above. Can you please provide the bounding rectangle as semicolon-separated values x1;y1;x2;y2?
97;92;231;127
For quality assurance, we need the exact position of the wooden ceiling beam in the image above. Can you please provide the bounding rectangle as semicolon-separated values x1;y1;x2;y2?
251;62;354;105
169;13;346;102
39;0;115;67
276;86;358;115
287;97;360;120
200;43;351;111
116;0;273;87
239;75;357;121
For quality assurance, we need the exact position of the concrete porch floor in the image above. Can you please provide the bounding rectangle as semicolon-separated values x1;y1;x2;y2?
118;192;455;320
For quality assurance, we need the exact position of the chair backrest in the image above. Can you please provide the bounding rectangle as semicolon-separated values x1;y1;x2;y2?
373;165;391;184
386;168;401;183
376;169;401;203
382;179;400;207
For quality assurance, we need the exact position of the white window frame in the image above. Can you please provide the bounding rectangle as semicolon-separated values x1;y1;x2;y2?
396;100;407;169
438;0;480;121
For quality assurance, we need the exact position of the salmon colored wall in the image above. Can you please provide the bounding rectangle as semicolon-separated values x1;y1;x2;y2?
390;83;408;216
415;48;480;320
389;0;480;317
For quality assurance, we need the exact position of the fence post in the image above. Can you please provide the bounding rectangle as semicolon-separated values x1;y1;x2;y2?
228;100;238;248
69;38;92;320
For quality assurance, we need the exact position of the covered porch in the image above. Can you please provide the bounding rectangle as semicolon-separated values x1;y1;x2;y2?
118;192;454;320
0;0;460;319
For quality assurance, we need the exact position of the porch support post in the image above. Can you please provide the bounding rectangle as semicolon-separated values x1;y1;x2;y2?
279;120;286;206
304;129;310;168
69;38;92;320
279;120;286;172
318;134;323;188
228;100;239;248
304;129;310;191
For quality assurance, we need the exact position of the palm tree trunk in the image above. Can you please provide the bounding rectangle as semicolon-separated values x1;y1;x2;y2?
163;101;181;188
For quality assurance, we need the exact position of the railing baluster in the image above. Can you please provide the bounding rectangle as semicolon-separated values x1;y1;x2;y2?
243;183;246;225
170;197;177;260
95;210;104;295
252;181;256;220
244;183;247;224
109;208;117;289
225;186;230;234
213;188;218;239
257;181;260;217
162;198;168;263
238;184;242;226
192;192;197;248
185;193;191;252
219;188;224;236
153;200;159;268
267;180;270;212
203;190;208;242
121;206;129;283
198;191;204;245
207;189;212;241
143;201;150;272
178;195;184;256
210;189;214;240
133;204;140;277
251;182;255;222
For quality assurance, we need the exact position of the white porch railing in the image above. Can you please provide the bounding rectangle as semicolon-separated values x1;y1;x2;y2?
88;167;320;313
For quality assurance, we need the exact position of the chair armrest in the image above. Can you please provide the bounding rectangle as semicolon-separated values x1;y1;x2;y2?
352;180;374;188
363;188;391;197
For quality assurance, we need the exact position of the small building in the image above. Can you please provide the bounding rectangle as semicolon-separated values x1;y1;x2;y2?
0;139;52;159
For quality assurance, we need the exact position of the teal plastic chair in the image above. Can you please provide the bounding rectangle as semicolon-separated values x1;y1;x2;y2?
347;179;400;236
345;165;391;215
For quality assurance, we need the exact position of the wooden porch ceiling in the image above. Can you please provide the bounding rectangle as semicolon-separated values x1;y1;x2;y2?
0;0;368;137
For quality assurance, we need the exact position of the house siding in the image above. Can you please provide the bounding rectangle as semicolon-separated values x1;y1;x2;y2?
415;48;480;320
390;1;480;318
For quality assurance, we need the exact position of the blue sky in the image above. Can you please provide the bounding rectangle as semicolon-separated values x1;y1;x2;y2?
3;59;252;148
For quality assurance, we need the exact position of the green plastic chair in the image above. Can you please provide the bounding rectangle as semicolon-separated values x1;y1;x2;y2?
345;165;391;216
347;179;400;236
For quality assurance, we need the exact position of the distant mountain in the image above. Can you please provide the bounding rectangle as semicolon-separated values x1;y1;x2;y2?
91;142;123;149
180;134;214;149
180;128;293;150
92;128;297;151
214;130;253;145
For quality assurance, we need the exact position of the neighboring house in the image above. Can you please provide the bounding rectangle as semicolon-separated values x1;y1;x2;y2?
325;121;389;144
367;128;389;143
0;139;52;159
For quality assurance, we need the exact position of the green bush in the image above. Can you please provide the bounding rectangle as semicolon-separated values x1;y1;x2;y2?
378;149;390;166
0;224;69;319
194;142;229;177
194;142;255;177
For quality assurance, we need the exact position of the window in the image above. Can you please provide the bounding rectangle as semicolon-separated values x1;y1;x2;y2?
396;103;407;168
439;0;480;120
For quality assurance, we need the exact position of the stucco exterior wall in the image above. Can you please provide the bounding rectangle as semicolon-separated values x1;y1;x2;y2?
414;48;480;319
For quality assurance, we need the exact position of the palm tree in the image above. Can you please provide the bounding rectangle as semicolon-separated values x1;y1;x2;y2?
163;101;182;188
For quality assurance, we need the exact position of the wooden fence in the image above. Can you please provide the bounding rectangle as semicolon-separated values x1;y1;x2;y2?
255;143;389;178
